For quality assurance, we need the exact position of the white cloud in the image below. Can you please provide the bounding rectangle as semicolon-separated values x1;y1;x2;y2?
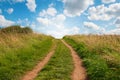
26;0;36;12
84;22;100;30
7;8;14;14
63;0;94;17
53;14;66;24
37;17;50;26
46;26;80;38
37;14;65;27
88;3;120;21
39;7;57;17
0;15;15;27
47;7;57;16
37;5;80;38
102;0;116;4
106;28;120;34
37;11;80;38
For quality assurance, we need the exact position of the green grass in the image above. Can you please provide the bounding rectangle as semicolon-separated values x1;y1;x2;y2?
63;35;120;80
35;40;73;80
0;33;54;80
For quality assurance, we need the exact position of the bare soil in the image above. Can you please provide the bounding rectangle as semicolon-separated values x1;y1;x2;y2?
61;40;87;80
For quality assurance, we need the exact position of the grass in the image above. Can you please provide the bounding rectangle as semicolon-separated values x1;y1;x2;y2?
63;35;120;80
0;33;54;80
35;40;73;80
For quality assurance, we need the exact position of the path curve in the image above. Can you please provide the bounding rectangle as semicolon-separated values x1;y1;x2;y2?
61;40;87;80
22;46;56;80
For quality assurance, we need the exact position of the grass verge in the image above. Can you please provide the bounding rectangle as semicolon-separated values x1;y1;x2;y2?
63;35;120;80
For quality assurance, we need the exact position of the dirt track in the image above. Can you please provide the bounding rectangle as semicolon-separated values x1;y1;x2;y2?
61;40;87;80
22;46;55;80
22;40;86;80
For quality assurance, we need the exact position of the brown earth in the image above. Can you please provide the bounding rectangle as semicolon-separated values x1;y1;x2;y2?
21;46;56;80
61;40;87;80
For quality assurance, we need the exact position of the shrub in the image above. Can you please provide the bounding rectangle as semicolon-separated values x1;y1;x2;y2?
0;25;32;34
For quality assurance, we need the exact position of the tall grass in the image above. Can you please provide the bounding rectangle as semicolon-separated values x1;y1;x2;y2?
63;35;120;80
0;26;54;80
35;40;73;80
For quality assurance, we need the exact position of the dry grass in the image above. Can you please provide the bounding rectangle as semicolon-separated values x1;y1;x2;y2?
68;35;120;53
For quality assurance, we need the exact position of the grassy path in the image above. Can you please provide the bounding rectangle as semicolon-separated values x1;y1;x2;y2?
35;40;73;80
61;40;87;80
22;45;56;80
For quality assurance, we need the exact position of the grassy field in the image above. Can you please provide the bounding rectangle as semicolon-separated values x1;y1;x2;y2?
35;40;73;80
1;26;120;80
0;27;54;80
63;35;120;80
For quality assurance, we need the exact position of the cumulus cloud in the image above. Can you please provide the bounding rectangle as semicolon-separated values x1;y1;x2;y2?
47;7;57;16
53;14;66;24
37;6;80;38
102;0;116;4
37;18;50;26
63;0;94;17
46;26;80;38
0;15;15;27
39;7;57;17
26;0;36;12
37;14;66;27
106;28;120;34
7;8;14;14
84;22;100;30
88;3;120;21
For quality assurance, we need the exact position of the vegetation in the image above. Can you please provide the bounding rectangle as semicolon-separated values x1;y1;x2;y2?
63;35;120;80
35;40;73;80
0;26;54;80
0;25;32;33
1;25;120;80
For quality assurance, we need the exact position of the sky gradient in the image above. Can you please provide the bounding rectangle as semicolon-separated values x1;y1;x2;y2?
0;0;120;38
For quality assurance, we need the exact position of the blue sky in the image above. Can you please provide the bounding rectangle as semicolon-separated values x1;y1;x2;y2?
0;0;120;38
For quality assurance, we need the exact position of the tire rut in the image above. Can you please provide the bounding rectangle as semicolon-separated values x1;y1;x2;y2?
61;40;87;80
22;46;56;80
